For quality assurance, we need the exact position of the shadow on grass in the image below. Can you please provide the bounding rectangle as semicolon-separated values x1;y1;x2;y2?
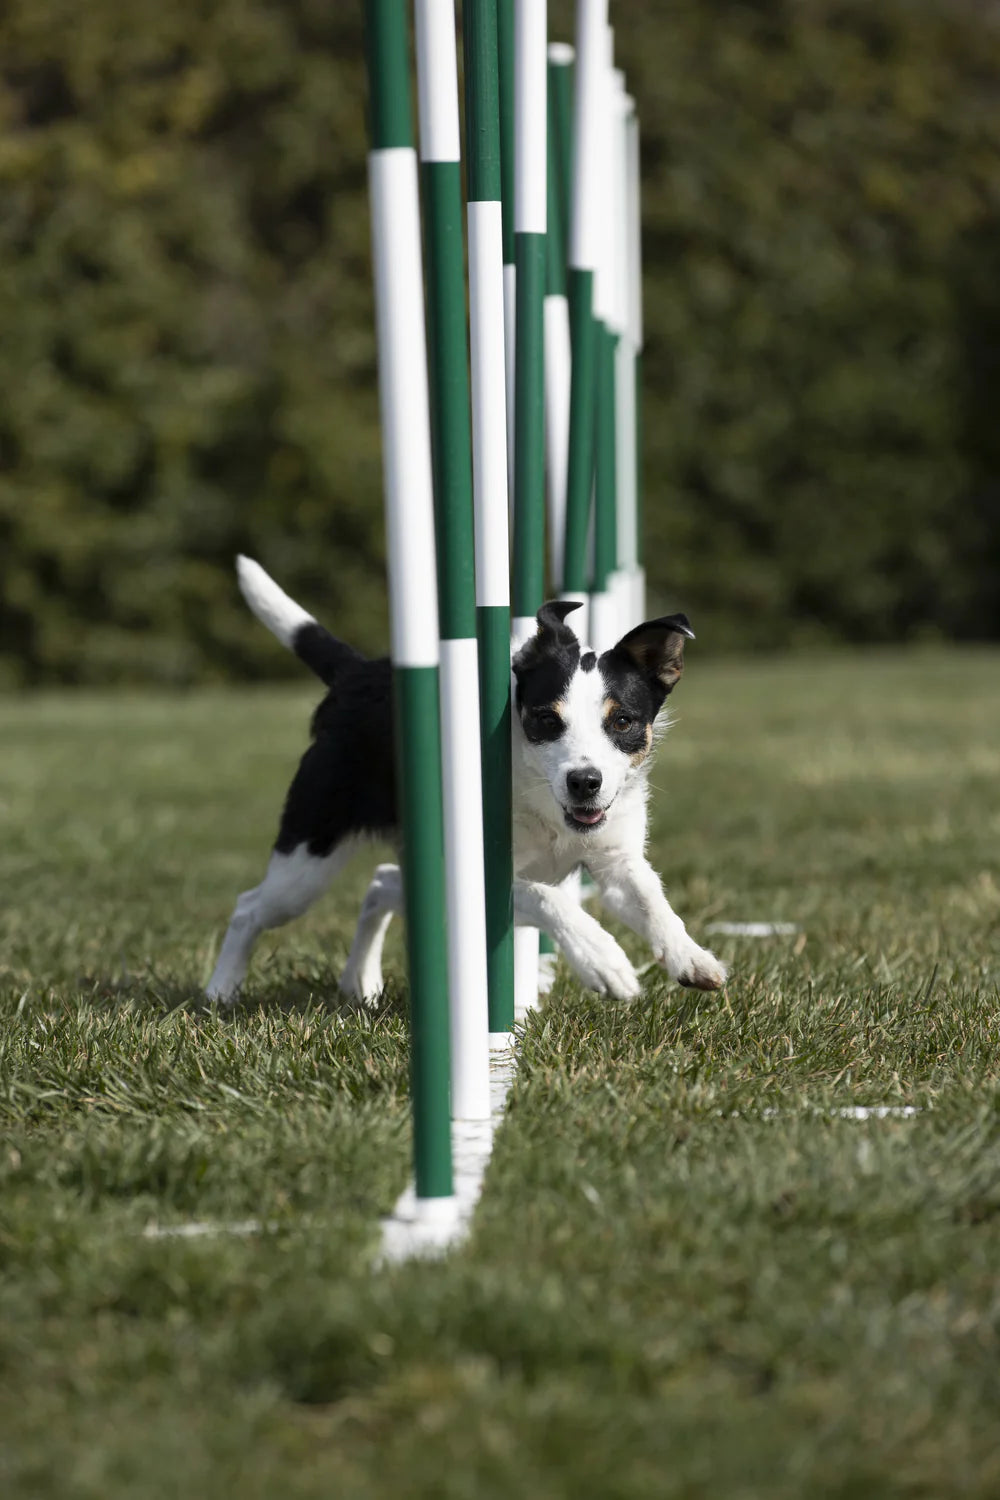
61;968;411;1026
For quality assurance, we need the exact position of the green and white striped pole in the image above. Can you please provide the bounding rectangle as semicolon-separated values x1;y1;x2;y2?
362;0;454;1207
497;0;517;507
463;0;516;1046
538;39;573;990
544;42;573;590
589;26;621;652
611;74;640;633
510;0;548;1019
414;0;492;1122
624;94;646;626
562;0;608;643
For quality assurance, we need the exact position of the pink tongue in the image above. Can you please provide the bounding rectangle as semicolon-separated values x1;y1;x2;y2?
573;808;604;825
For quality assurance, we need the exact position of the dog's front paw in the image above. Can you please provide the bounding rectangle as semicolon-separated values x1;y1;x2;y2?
339;962;385;1008
561;914;641;1001
665;941;727;991
205;975;239;1008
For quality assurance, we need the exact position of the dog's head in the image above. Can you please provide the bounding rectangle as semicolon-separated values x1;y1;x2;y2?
512;601;694;834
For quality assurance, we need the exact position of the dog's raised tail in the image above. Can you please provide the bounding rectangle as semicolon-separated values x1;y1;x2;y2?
236;556;360;686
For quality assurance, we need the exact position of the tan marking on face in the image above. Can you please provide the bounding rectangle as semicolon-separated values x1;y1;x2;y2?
602;697;620;722
629;723;654;768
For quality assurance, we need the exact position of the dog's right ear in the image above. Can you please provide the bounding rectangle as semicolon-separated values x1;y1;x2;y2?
512;600;582;679
612;613;695;695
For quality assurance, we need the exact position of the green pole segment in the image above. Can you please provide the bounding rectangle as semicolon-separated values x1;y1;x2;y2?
393;667;454;1194
547;46;574;273
545;73;567;303
512;0;547;627
563;266;597;593
422;159;476;641
593;321;618;593
497;0;515;273
563;0;607;603
497;0;516;498
363;0;453;1200
463;0;515;1039
512;230;546;621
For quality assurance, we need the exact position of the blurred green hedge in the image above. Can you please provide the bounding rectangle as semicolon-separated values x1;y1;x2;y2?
1;0;998;683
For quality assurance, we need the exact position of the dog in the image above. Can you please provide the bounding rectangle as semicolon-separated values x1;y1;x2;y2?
205;557;726;1005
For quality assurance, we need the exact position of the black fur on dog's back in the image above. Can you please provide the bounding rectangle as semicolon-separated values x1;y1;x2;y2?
275;650;397;858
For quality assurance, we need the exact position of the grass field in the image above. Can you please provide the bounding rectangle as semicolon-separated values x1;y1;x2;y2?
2;649;999;1498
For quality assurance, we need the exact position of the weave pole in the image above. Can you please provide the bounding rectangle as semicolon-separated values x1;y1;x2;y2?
414;0;491;1121
510;0;548;1018
497;0;517;506
463;0;516;1046
544;42;573;590
363;0;453;1208
589;26;620;651
561;0;608;641
624;96;647;625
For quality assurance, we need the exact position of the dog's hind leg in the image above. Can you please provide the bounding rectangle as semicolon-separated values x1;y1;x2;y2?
340;863;402;1004
206;839;359;1003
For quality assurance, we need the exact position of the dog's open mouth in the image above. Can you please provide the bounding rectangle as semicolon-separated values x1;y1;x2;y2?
564;804;607;830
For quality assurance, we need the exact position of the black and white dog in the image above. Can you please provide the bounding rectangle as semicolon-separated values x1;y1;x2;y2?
206;558;726;1005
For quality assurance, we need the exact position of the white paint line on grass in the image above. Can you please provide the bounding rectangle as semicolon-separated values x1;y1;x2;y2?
760;1105;922;1121
143;1218;272;1241
705;922;802;937
377;1043;518;1265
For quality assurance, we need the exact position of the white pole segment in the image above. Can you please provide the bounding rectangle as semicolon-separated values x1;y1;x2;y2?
591;25;615;325
414;0;462;162
468;201;512;609
514;927;541;1019
569;0;608;275
514;0;547;235
544;292;571;586
439;636;492;1118
369;150;440;668
626;104;644;353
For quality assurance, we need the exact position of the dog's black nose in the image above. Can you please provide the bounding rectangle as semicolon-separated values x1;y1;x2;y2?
567;766;602;801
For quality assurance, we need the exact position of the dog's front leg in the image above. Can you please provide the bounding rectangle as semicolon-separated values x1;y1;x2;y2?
513;879;640;1000
588;855;726;991
340;864;402;1004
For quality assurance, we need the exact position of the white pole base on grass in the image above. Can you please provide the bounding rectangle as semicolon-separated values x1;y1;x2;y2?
379;1044;519;1264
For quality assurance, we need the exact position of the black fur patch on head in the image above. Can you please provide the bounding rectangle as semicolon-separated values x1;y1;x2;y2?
599;613;694;727
597;650;665;746
512;601;582;729
580;651;597;672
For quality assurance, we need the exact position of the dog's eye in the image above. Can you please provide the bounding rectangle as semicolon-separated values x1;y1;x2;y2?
534;710;561;732
613;713;633;733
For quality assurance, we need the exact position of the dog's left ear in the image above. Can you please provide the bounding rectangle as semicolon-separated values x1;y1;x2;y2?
613;613;695;694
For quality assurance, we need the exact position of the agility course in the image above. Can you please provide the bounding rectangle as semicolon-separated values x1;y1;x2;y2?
4;2;1000;1493
362;0;649;1247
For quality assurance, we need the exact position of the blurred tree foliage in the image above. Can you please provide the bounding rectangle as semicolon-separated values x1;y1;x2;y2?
0;0;998;683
